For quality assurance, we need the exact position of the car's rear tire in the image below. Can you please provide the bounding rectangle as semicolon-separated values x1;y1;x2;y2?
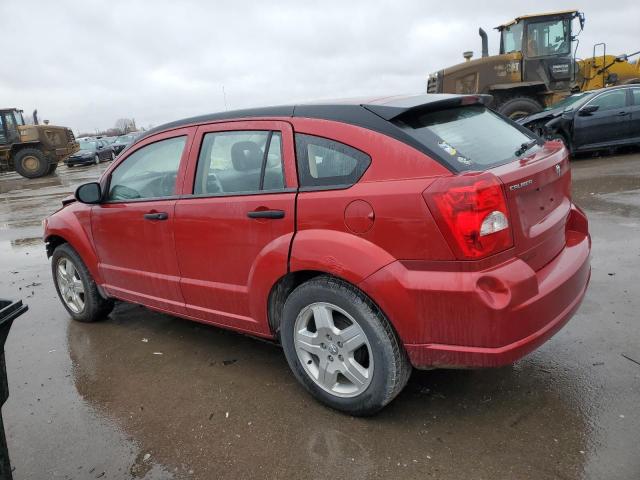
52;243;114;322
280;276;411;416
13;148;50;178
497;96;543;120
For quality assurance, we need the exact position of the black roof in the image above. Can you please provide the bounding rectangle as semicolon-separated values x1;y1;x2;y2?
132;94;493;172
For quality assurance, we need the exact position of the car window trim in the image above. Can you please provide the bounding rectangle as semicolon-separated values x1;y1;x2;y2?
101;186;299;204
298;184;359;192
180;187;297;201
259;131;274;191
102;194;182;205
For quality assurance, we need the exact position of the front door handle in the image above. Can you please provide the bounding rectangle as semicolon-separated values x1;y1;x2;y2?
617;111;630;116
247;209;285;219
143;212;169;221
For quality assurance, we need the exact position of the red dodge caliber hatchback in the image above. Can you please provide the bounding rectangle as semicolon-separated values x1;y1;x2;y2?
44;95;591;415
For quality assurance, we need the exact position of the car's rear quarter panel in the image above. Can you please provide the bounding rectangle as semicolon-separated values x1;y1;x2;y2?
289;119;454;281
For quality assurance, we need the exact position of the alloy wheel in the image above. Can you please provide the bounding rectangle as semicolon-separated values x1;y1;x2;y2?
294;302;373;398
56;257;85;313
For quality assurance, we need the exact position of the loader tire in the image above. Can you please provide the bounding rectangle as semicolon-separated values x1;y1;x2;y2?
497;96;543;120
14;148;50;178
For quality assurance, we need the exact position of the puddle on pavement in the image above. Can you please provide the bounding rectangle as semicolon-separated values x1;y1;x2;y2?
65;301;592;479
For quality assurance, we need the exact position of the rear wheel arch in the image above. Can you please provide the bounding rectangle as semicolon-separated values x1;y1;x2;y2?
267;270;404;344
289;230;396;286
267;270;326;337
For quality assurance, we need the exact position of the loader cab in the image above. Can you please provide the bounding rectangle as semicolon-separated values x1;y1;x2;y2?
0;109;24;145
497;10;583;91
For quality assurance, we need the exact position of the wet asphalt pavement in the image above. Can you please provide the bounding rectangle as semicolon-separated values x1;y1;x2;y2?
0;153;639;480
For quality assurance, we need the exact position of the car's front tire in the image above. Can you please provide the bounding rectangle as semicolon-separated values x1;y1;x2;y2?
280;276;411;416
52;243;114;322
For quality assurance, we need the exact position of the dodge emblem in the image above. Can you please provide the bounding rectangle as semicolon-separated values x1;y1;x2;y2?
555;164;561;176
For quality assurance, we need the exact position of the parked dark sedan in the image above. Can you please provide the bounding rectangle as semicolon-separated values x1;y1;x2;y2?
65;139;115;167
518;85;640;155
110;134;138;155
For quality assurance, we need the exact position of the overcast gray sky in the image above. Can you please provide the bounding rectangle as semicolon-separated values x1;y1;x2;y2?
2;0;638;133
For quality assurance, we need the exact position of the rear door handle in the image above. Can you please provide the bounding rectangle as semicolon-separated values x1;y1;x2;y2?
617;111;630;116
247;209;285;219
143;212;169;221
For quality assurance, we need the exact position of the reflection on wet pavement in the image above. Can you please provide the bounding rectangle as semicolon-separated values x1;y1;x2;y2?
1;156;640;479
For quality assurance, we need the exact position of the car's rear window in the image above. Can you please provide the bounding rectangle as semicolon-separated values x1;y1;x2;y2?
393;105;537;171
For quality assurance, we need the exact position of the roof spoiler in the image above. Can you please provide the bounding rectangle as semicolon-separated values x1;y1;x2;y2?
362;94;493;121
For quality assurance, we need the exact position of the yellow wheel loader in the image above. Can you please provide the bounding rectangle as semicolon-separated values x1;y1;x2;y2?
0;108;79;178
427;10;640;119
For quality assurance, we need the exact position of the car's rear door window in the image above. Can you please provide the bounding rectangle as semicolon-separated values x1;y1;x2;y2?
630;88;640;106
295;134;371;188
107;136;186;201
393;105;536;171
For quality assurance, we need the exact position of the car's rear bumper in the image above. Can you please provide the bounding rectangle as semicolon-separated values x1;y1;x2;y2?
359;204;591;369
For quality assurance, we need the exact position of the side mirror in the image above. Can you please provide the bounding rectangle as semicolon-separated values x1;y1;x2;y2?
75;182;102;204
579;104;599;115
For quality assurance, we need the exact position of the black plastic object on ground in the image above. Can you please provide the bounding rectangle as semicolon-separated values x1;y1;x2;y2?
0;300;27;480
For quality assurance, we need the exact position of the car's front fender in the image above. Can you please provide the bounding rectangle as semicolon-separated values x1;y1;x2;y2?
44;205;104;286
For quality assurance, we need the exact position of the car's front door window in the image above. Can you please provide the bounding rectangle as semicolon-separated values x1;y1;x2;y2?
108;136;186;201
586;90;627;111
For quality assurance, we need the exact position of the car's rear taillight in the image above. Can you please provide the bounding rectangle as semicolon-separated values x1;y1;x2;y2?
423;173;513;260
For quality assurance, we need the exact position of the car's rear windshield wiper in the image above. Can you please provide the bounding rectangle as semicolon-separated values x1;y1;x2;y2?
515;139;538;156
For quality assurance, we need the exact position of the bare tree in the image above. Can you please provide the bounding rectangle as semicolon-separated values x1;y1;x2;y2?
114;118;136;134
